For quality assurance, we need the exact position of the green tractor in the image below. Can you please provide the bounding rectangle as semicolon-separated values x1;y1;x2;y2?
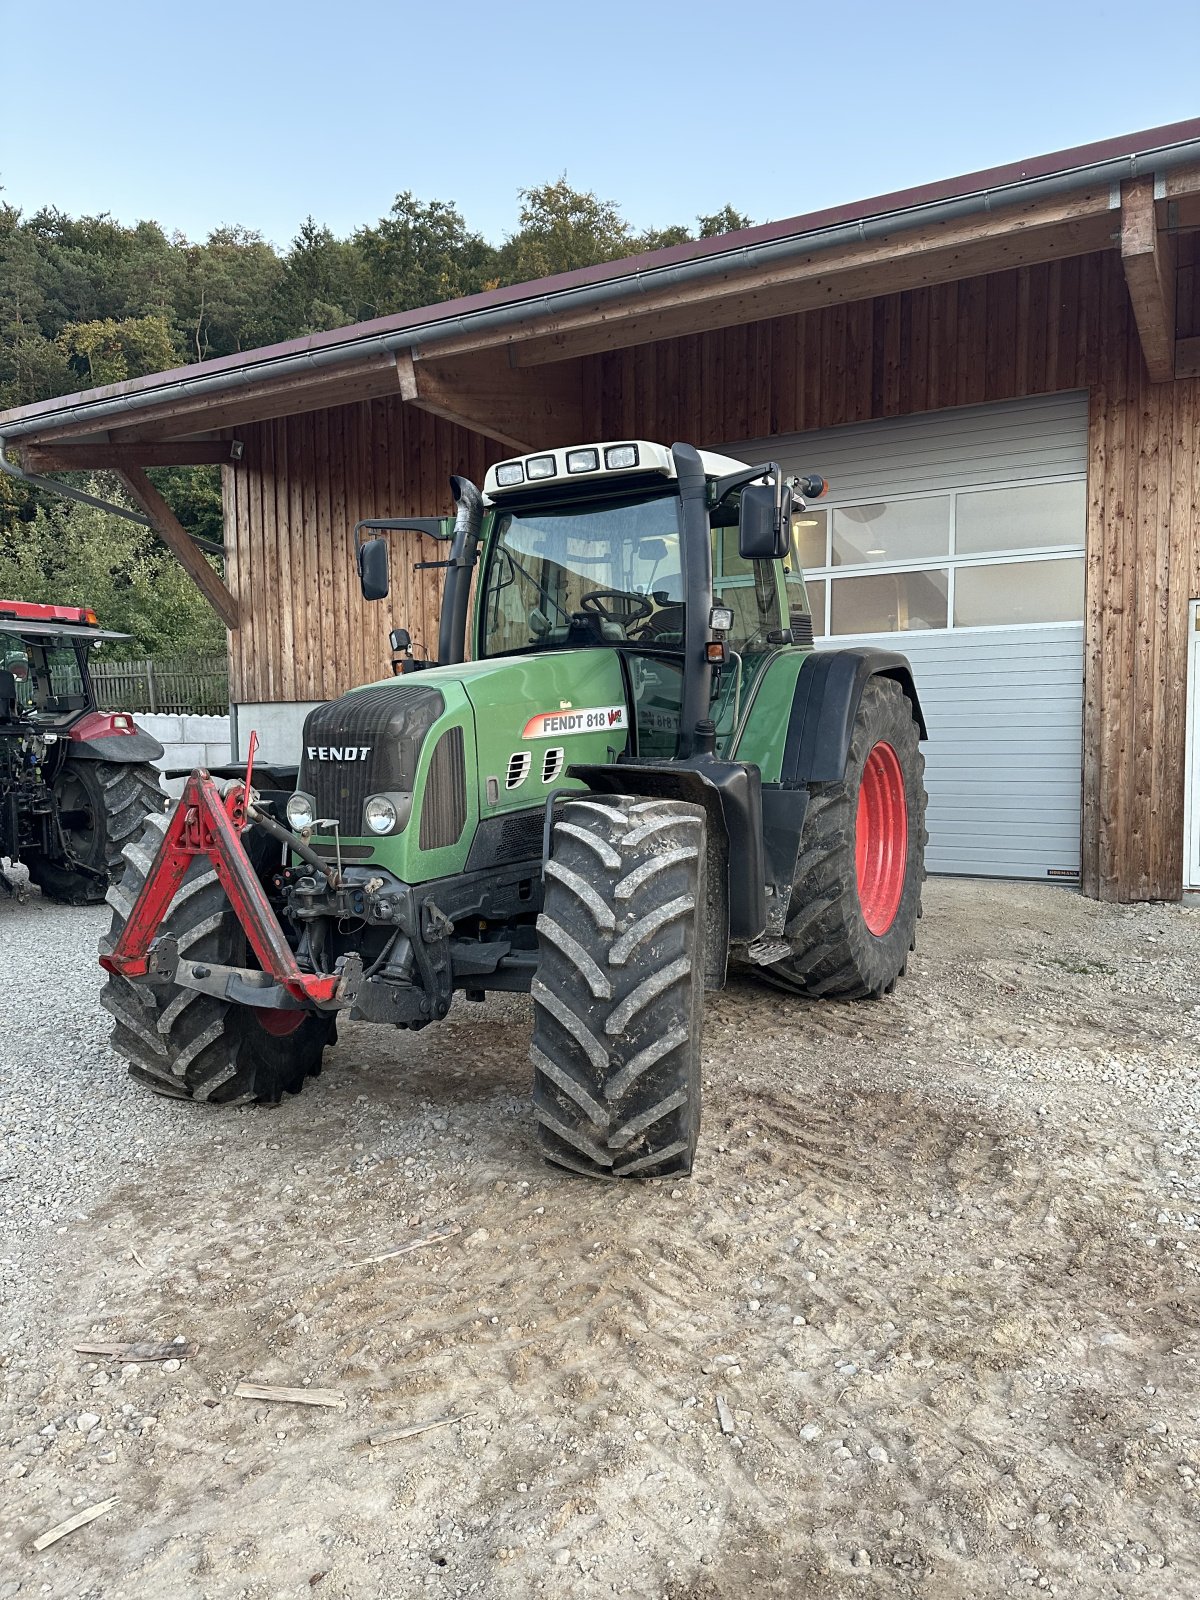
100;440;926;1179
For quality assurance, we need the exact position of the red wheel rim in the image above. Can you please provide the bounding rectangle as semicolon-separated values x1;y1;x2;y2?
254;1008;306;1038
855;741;908;937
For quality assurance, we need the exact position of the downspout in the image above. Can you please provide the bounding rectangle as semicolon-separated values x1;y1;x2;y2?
0;437;225;557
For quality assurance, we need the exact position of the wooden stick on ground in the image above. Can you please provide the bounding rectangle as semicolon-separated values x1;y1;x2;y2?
33;1497;119;1552
233;1383;346;1409
74;1341;196;1363
368;1411;475;1447
350;1225;462;1267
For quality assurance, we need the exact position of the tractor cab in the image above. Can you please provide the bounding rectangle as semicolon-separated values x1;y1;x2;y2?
472;444;818;760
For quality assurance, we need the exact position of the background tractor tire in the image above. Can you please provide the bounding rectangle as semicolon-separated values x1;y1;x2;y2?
99;808;334;1104
761;675;926;1001
28;758;164;905
531;794;707;1180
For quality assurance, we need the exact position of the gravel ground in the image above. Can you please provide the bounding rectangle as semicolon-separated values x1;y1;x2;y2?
1;876;1199;1599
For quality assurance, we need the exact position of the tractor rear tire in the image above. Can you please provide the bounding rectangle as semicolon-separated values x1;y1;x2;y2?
99;808;335;1104
531;794;707;1180
28;759;164;905
761;676;926;1001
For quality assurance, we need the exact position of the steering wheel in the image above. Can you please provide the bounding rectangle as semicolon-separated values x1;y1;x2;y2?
579;589;654;623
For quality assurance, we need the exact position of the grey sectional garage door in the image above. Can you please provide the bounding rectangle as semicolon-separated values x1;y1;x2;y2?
729;394;1087;881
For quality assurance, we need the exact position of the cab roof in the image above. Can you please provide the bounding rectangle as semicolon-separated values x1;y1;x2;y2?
482;440;752;503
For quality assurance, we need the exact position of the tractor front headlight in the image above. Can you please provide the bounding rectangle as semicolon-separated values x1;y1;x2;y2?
364;795;398;834
286;792;315;832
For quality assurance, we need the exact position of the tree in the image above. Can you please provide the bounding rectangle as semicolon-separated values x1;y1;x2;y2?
180;226;284;361
0;481;224;655
354;193;497;317
56;312;178;387
271;216;358;335
698;205;755;238
502;177;633;282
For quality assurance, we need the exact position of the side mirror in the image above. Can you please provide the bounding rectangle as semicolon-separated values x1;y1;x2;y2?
738;482;791;561
357;536;389;601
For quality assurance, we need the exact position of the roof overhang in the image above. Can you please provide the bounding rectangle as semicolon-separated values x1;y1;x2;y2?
2;117;1199;461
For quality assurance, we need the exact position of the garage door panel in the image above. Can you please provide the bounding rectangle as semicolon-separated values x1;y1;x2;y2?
732;394;1085;881
826;623;1083;879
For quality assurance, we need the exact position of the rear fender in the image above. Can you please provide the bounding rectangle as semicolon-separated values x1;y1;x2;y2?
65;711;164;764
782;649;926;786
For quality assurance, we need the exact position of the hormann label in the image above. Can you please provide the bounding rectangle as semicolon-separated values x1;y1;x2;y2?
521;705;627;740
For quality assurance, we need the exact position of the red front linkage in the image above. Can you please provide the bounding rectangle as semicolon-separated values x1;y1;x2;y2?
99;767;343;1007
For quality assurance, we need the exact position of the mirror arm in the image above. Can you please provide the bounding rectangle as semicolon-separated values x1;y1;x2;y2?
709;460;782;509
353;517;447;545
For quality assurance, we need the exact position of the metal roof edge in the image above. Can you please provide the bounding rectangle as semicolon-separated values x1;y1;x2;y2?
4;118;1200;442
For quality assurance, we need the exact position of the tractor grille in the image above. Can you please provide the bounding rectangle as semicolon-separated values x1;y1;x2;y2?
465;807;544;872
419;726;467;850
299;684;444;834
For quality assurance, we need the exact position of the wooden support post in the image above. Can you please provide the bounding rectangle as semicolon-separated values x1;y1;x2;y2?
1120;179;1177;383
116;467;240;630
396;348;584;452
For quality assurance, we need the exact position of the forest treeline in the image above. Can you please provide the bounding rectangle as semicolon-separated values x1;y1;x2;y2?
0;179;750;652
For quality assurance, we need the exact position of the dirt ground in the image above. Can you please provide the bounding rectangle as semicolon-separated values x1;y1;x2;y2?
2;878;1199;1600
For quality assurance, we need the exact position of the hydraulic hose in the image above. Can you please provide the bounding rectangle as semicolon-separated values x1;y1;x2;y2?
246;804;338;886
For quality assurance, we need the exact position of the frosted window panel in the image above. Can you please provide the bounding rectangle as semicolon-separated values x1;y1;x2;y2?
830;569;948;635
953;558;1085;627
832;497;951;566
790;509;828;570
803;578;827;636
955;480;1086;555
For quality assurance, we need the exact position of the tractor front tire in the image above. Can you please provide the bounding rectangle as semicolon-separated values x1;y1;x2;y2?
531;794;707;1179
28;758;164;905
762;675;926;1001
100;808;334;1104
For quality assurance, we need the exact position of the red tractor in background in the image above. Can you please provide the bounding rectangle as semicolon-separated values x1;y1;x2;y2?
0;600;165;903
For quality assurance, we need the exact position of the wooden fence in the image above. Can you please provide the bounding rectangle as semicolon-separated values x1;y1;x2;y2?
90;653;229;715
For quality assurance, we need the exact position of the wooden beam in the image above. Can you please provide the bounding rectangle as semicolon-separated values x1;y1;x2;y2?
1121;179;1177;383
1175;334;1200;378
422;187;1118;369
397;349;584;451
20;440;234;472
28;356;402;447
116;467;239;629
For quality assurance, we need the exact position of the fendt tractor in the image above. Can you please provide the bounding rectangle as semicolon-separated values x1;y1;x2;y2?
100;440;927;1180
1;600;164;903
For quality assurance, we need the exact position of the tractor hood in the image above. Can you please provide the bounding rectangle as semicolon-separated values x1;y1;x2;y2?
296;650;630;884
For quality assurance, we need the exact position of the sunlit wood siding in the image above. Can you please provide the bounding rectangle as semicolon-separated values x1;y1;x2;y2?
224;403;507;705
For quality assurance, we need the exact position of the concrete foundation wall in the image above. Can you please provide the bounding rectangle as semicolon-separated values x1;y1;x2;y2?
137;713;231;774
230;703;321;767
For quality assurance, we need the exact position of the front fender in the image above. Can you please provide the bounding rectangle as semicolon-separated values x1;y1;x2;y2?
781;649;926;786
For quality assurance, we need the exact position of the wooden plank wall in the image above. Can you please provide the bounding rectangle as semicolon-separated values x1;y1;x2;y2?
223;246;1200;900
581;253;1106;439
1082;258;1200;901
225;402;506;704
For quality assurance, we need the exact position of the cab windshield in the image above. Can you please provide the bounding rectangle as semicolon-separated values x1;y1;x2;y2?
479;493;686;658
478;490;796;659
0;635;88;723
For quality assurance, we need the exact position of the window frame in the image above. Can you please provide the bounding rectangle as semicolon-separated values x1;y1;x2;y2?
801;472;1087;638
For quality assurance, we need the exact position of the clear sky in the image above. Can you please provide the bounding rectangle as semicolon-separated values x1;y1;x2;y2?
3;0;1199;248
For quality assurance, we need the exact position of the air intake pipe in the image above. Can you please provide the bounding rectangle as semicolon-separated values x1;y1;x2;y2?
438;475;483;666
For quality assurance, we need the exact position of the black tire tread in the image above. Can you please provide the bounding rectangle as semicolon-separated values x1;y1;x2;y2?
761;677;927;1001
27;759;164;904
100;807;333;1104
531;795;706;1180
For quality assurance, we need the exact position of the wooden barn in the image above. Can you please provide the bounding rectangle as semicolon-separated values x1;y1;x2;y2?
3;119;1200;903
